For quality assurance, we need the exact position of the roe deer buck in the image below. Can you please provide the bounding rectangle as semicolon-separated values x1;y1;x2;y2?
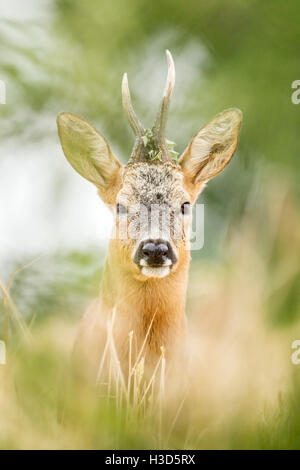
57;51;242;378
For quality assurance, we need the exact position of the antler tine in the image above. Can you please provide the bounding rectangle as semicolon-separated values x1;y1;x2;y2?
122;73;144;137
153;50;175;149
122;52;176;165
164;49;175;102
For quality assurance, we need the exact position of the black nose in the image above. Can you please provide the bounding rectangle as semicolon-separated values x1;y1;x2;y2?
134;239;177;267
142;241;168;259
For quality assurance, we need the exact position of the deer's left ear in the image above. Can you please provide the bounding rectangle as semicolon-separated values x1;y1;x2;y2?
179;108;242;195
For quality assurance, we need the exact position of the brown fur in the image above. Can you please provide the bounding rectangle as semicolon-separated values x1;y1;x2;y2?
73;162;192;377
57;99;242;381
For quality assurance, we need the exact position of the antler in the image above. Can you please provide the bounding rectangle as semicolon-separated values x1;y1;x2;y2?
122;73;144;137
152;50;175;159
122;50;176;164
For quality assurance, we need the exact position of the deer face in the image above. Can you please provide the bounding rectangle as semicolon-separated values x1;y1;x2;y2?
57;51;242;280
115;162;191;279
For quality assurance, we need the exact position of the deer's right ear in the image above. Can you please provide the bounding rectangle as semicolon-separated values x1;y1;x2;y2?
57;112;122;189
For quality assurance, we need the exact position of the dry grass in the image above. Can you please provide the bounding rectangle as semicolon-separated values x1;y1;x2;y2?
0;174;299;449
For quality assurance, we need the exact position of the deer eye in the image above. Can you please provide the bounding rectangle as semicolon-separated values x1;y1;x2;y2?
116;203;127;215
181;202;191;215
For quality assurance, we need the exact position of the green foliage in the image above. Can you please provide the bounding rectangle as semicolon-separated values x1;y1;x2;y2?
166;139;180;163
1;0;300;450
1;0;299;261
2;0;299;170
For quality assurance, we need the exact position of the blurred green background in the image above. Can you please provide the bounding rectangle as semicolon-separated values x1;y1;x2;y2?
1;0;299;309
0;0;299;449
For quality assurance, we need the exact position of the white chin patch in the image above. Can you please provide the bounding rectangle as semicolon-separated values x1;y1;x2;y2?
141;266;170;279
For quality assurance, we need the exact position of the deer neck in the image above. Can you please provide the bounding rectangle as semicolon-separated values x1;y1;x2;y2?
100;244;190;352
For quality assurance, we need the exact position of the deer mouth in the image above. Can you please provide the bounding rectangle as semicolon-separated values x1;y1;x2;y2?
138;257;174;278
137;252;174;278
140;265;171;279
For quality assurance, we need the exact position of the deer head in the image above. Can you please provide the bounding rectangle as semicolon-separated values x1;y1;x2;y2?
57;51;242;280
